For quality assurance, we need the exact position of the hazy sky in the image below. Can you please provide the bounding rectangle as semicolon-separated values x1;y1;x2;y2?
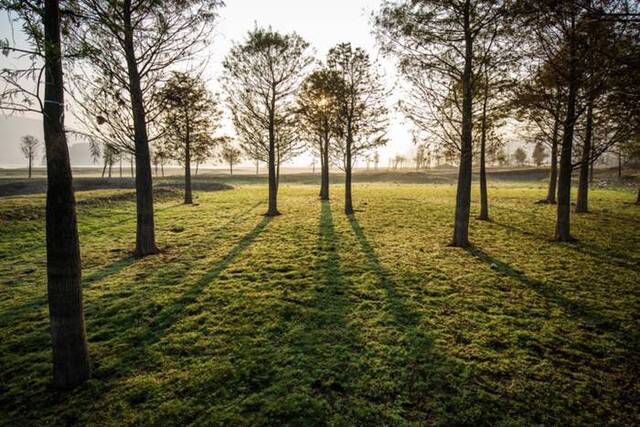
0;1;415;167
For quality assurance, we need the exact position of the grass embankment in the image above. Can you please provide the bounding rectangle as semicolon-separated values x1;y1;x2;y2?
1;183;639;425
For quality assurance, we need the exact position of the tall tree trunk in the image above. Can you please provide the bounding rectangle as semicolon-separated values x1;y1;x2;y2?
255;160;259;175
195;162;199;175
266;89;280;216
576;100;593;213
43;0;90;389
555;17;578;242
123;0;158;256
229;162;233;175
28;154;32;178
320;135;330;200
478;73;489;221
161;162;164;177
101;159;107;178
617;151;622;178
589;159;594;183
344;131;354;215
184;119;193;204
119;157;123;178
451;2;473;247
130;157;134;177
108;161;112;178
544;97;561;204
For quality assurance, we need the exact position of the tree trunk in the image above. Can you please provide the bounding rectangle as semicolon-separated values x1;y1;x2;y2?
43;0;90;389
589;159;594;183
28;154;32;178
195;162;199;175
229;162;233;175
108;161;112;178
101;159;107;178
255;160;259;175
161;162;164;177
618;151;622;178
555;17;577;242
344;131;354;215
636;187;640;205
266;89;280;216
451;2;473;247
184;119;193;204
320;135;330;200
119;157;123;178
576;100;593;213
478;73;489;221
123;0;158;256
544;98;561;204
130;157;134;178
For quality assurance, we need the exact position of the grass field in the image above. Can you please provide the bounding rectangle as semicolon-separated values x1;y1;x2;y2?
1;181;639;425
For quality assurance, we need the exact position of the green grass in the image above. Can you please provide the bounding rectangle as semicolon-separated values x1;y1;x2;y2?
1;182;639;425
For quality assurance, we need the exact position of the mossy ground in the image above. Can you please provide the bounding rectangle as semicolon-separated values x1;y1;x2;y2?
1;182;639;425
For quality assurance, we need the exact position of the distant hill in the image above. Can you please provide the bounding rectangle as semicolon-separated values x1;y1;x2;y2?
0;116;96;167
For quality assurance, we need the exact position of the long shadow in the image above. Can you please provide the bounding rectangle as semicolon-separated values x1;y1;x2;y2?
0;255;138;327
490;220;640;273
123;216;271;357
348;215;422;329
465;245;640;350
347;215;469;415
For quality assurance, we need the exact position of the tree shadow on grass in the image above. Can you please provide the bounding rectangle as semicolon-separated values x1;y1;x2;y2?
134;216;272;350
464;245;640;350
347;215;484;422
490;220;640;273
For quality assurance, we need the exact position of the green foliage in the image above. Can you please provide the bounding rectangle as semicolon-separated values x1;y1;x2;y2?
1;181;639;425
222;26;312;165
159;72;222;166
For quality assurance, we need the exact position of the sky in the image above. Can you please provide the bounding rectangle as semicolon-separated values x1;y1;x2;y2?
0;1;415;167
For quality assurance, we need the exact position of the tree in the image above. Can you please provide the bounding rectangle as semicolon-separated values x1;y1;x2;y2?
68;0;223;256
327;43;389;215
221;146;242;175
297;68;343;200
159;72;221;204
1;0;91;388
223;27;312;216
376;0;512;246
531;142;549;167
513;64;565;204
514;147;527;166
20;135;40;178
518;0;633;240
574;13;638;213
373;151;380;170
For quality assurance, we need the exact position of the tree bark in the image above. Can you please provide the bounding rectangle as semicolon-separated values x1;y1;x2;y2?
451;1;473;247
478;72;489;221
344;129;354;215
320;134;330;200
617;151;622;178
184;117;192;204
544;98;561;204
555;16;578;242
43;0;90;389
123;0;158;256
576;100;593;213
101;159;107;178
28;154;32;178
266;87;280;216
